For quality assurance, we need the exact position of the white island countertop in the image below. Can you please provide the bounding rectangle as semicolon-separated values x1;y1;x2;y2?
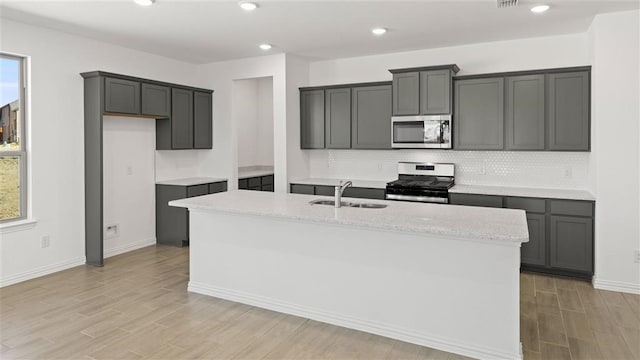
450;184;596;201
290;177;391;189
170;190;529;244
156;177;227;186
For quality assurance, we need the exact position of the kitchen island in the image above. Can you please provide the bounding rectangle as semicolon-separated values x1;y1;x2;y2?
170;190;529;360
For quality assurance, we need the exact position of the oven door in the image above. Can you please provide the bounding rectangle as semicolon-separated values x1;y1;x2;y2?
392;118;446;149
385;186;450;204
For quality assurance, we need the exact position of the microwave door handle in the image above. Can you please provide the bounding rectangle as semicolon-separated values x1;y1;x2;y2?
436;122;442;144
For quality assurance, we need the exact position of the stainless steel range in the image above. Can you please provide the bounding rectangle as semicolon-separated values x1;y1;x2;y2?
385;162;455;204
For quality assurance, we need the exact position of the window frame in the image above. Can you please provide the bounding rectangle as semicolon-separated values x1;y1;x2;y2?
0;53;28;224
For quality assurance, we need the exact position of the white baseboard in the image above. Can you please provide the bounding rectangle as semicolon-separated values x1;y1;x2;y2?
0;256;85;288
593;278;640;294
188;281;521;360
104;237;156;258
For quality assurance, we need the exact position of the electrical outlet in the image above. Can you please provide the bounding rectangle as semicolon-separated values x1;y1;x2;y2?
105;224;119;239
634;250;640;263
564;167;573;178
479;165;486;175
41;235;50;248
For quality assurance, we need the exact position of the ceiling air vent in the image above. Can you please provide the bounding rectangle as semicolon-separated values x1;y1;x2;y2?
497;0;518;7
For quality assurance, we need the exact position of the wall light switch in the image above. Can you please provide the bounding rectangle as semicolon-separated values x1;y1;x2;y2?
126;166;133;175
41;235;50;248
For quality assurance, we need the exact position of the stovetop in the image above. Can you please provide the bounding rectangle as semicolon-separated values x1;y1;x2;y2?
386;176;455;190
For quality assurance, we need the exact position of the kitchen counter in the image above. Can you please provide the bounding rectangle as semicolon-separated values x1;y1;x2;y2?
450;184;595;201
174;190;525;359
156;177;227;186
238;166;274;179
170;190;528;244
289;177;390;190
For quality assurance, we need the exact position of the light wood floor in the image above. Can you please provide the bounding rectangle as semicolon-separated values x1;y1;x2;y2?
1;245;638;360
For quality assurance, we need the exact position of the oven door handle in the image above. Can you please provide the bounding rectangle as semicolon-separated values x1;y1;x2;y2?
385;194;449;204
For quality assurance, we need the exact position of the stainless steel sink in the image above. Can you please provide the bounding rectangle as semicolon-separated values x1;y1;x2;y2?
308;199;387;209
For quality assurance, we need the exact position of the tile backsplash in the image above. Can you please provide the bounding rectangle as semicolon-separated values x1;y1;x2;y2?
308;150;592;190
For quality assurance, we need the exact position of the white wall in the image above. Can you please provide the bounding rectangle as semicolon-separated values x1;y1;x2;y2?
103;116;155;256
588;10;640;293
0;19;199;286
233;77;274;168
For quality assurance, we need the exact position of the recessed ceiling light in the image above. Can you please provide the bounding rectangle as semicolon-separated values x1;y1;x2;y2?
259;44;272;51
530;5;550;13
372;27;387;36
134;0;155;6
239;2;258;11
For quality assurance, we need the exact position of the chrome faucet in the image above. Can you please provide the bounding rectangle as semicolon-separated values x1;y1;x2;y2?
334;181;353;208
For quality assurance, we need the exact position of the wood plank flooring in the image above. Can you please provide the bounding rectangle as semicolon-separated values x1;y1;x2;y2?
1;245;638;360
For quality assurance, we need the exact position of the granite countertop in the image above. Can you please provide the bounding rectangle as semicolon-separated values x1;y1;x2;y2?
238;169;274;178
156;177;228;186
449;184;596;201
170;190;529;245
290;178;391;189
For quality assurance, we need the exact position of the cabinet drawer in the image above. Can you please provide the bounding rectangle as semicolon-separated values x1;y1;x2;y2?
208;181;227;194
261;175;274;185
550;200;593;217
238;179;248;190
187;184;209;198
315;185;335;197
342;187;386;200
248;177;262;188
247;186;261;191
449;193;503;208
262;184;274;192
504;197;546;214
290;184;314;195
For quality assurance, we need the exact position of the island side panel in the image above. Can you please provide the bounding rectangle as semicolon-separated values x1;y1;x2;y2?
188;210;521;360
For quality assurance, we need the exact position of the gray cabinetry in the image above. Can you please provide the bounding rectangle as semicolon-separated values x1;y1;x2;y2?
506;75;545;150
156;180;227;247
300;89;325;149
351;84;392;149
454;77;505;150
105;77;140;114
141;83;170;117
420;69;452;115
238;174;275;192
290;183;385;200
522;213;547;266
193;91;213;149
392;72;420;115
449;193;503;208
547;71;590;151
171;88;194;149
550;216;593;272
325;88;351;149
290;184;315;195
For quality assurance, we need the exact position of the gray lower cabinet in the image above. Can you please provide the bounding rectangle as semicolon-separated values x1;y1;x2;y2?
300;89;325;149
506;75;545;150
238;175;274;192
392;72;420;115
290;183;385;200
351;84;392;149
171;88;194;149
141;83;170;117
156;181;227;247
453;193;594;278
550;216;593;272
325;88;351;149
454;77;505;150
105;77;140;114
193;92;213;149
547;71;590;151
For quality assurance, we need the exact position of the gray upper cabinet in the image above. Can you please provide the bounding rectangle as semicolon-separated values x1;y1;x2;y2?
392;72;420;115
506;75;545;150
105;77;140;114
141;83;170;117
352;84;392;149
325;88;351;149
300;89;325;149
193;91;213;149
171;88;194;149
547;71;590;151
420;70;452;115
454;77;505;150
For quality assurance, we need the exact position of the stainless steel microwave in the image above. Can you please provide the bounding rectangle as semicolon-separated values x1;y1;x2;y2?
391;115;452;149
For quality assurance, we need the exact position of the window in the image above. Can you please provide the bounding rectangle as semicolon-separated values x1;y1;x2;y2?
0;54;26;222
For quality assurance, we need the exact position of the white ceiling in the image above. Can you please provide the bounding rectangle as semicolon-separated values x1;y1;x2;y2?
1;0;638;64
